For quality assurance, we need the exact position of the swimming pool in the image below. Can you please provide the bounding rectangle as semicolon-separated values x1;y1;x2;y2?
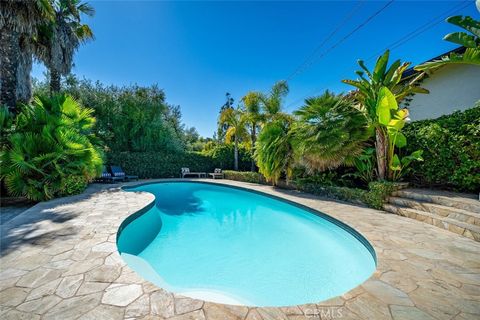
117;181;376;307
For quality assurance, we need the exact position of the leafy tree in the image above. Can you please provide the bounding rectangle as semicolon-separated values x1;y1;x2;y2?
415;15;480;71
219;107;248;170
36;0;95;92
254;117;295;185
1;94;103;201
342;50;428;180
0;0;54;111
216;92;235;142
33;79;186;153
292;91;369;172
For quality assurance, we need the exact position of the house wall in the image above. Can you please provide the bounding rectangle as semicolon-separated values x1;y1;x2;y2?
405;64;480;121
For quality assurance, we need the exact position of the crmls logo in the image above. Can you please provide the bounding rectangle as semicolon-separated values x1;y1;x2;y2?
304;307;344;319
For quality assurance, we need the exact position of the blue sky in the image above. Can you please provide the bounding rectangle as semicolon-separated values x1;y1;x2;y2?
32;0;479;137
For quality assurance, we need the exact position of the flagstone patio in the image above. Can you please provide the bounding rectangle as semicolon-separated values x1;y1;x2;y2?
0;179;479;320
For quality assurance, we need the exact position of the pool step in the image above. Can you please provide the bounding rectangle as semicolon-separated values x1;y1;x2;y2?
384;189;480;242
387;197;480;226
383;204;480;241
392;189;480;213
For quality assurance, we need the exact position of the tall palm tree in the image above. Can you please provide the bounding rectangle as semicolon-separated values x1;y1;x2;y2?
292;91;369;172
36;0;95;93
219;107;247;171
0;0;54;112
242;91;262;171
258;80;290;121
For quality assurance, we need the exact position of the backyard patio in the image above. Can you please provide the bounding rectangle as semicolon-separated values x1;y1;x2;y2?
1;179;479;320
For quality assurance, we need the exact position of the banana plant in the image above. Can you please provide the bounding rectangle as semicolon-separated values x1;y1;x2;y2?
343;50;428;180
415;15;480;71
376;87;423;181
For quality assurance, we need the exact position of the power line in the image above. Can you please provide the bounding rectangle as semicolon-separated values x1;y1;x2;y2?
286;0;365;81
365;0;470;61
284;0;470;111
288;0;395;81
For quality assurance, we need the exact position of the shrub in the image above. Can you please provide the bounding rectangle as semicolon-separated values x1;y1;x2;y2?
60;176;89;196
295;178;398;209
403;104;480;192
364;181;398;209
223;171;266;184
107;151;215;178
1;95;103;201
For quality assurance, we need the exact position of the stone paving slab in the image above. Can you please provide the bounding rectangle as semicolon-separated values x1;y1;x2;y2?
0;179;479;319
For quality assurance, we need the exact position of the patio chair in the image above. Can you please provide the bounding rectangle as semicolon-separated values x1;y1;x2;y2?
98;166;123;183
209;168;224;179
181;167;206;178
110;165;139;181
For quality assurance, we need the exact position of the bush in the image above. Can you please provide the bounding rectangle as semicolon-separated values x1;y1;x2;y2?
223;171;266;184
1;95;103;201
294;179;397;209
403;104;480;192
364;181;398;209
60;176;88;196
107;151;215;178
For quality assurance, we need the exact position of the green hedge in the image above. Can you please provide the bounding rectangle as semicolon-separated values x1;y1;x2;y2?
107;152;215;178
295;179;397;209
201;144;253;171
224;171;397;210
223;171;266;184
403;104;480;192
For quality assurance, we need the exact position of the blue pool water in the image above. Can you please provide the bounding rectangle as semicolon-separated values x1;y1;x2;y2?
117;182;376;307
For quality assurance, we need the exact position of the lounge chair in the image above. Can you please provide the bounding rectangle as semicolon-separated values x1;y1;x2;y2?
181;167;206;178
110;165;139;181
98;166;123;183
209;168;224;179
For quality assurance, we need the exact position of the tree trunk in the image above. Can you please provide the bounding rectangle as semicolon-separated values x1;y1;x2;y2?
16;35;33;104
250;123;256;172
50;69;61;93
234;135;239;171
375;127;387;180
0;27;20;113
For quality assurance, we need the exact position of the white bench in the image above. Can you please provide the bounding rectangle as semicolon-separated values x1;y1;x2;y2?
181;168;206;178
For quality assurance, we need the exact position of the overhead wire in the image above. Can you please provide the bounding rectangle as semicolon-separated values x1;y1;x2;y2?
284;0;471;111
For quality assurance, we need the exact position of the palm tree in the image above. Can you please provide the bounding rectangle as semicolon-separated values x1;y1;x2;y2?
0;0;54;112
292;91;369;172
1;94;103;201
242;91;262;171
36;0;95;93
219;107;247;171
258;80;290;121
254;116;295;186
342;50;428;180
415;15;480;71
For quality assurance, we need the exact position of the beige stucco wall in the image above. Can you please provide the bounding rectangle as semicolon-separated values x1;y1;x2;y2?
405;64;480;121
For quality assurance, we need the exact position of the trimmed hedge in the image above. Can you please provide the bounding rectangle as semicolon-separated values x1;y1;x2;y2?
224;171;398;210
201;144;253;171
107;152;215;178
403;105;480;192
295;179;398;209
223;170;266;184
